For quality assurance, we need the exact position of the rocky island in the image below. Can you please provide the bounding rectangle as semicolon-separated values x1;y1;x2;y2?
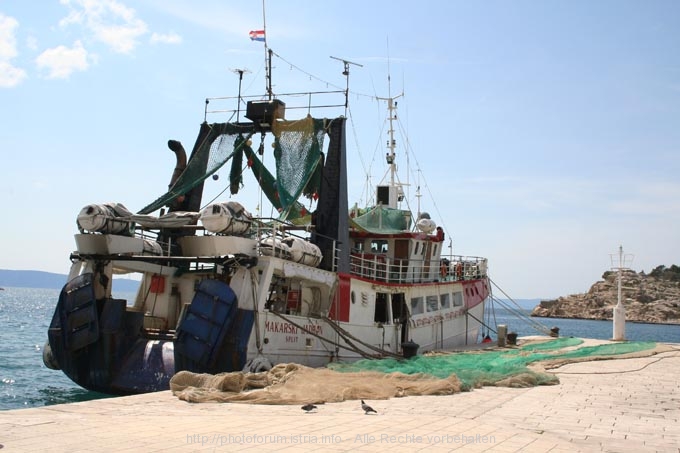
531;265;680;324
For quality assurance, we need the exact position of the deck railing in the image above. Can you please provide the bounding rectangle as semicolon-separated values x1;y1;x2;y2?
349;253;487;284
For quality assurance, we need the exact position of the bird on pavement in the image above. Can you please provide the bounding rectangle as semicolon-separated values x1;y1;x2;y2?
361;399;377;414
301;403;317;413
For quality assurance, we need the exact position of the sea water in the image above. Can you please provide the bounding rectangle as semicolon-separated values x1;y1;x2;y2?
488;304;680;343
2;288;680;411
0;287;115;411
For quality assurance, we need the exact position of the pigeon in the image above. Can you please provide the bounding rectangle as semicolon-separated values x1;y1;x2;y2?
361;399;377;414
301;403;317;413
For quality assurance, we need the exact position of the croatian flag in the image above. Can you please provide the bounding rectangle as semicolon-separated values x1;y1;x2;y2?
249;30;265;42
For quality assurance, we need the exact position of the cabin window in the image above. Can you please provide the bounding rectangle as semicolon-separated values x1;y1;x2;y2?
453;291;463;307
391;293;407;323
426;295;439;312
413;242;420;256
353;241;365;252
440;293;450;309
410;297;424;315
371;239;388;253
374;293;389;323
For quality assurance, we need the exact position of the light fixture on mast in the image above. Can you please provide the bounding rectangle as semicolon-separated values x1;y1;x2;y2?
230;68;251;123
330;56;363;116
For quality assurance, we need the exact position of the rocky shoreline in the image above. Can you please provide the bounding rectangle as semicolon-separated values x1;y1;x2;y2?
531;267;680;325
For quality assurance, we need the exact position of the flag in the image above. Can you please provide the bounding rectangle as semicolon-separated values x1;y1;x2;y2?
249;30;265;42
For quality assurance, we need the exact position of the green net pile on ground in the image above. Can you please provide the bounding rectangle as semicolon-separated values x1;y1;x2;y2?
329;338;657;390
169;339;659;405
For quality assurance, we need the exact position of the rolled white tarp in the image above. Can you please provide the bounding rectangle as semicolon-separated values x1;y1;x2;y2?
130;211;200;229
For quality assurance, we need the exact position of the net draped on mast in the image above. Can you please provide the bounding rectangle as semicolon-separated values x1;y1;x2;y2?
139;118;327;224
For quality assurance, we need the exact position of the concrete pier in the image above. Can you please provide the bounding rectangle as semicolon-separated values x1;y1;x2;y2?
1;340;679;452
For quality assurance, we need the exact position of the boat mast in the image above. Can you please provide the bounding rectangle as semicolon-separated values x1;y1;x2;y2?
375;90;403;208
261;0;272;99
387;96;397;189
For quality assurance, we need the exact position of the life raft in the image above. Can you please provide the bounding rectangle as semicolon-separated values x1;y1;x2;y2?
199;201;252;235
76;202;134;234
259;236;323;267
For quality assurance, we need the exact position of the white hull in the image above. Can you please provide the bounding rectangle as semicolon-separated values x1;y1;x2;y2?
251;302;484;367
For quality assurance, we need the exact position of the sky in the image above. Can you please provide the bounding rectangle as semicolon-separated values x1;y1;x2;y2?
1;0;679;299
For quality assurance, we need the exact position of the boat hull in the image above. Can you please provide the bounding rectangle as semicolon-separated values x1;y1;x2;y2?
46;275;254;394
45;271;488;394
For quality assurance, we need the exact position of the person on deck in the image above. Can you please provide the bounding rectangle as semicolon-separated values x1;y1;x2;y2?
435;226;445;242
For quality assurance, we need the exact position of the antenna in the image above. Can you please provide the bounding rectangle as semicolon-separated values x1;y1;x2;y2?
373;42;404;207
375;92;403;198
330;56;362;115
230;68;251;122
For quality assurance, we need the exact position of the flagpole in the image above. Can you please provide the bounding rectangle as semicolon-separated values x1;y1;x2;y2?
261;0;271;99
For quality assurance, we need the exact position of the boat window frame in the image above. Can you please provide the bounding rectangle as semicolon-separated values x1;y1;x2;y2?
440;293;451;309
426;295;439;312
410;296;424;315
453;291;463;307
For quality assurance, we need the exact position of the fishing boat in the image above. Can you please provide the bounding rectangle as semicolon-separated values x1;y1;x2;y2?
42;50;490;395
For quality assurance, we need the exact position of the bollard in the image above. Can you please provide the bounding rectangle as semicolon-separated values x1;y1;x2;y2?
497;325;507;347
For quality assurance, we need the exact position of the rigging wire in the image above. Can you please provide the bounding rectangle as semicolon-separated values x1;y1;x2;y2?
270;50;376;100
489;278;553;336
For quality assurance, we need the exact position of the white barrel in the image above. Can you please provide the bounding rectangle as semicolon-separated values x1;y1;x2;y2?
259;236;292;259
283;237;323;267
77;203;133;234
416;218;436;234
200;201;252;235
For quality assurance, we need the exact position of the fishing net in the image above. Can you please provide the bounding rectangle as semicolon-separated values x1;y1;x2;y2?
350;205;411;233
169;339;659;405
139;118;326;221
170;363;463;404
271;116;325;220
330;338;657;389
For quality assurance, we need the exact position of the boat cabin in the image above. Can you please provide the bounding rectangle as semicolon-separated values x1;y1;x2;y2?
349;231;444;283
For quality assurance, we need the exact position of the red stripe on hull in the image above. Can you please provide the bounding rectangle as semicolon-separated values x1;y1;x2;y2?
463;279;489;309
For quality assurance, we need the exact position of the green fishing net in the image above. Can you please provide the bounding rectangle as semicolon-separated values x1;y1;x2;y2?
328;338;657;390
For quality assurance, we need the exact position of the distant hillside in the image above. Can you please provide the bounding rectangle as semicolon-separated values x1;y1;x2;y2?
0;269;140;292
531;265;680;324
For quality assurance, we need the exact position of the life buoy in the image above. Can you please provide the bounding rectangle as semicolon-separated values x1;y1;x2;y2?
455;263;463;279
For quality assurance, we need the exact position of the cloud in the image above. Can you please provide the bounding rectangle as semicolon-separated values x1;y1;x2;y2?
150;32;182;45
0;13;27;87
26;36;38;51
35;40;90;79
144;1;248;36
59;0;148;54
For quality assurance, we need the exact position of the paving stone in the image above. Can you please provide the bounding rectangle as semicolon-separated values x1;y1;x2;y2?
0;341;678;452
